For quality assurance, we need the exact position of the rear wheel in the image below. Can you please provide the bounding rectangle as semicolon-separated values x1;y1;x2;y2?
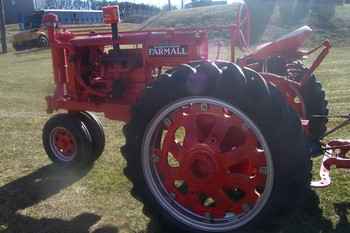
122;62;311;232
267;59;329;142
300;75;329;141
43;113;94;168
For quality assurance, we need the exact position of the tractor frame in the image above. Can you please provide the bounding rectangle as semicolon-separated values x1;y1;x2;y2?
40;2;350;232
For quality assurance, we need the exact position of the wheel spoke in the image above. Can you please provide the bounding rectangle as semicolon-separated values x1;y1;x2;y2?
183;116;200;149
205;118;231;147
210;189;234;218
222;173;260;206
219;144;259;170
188;181;214;195
222;173;250;189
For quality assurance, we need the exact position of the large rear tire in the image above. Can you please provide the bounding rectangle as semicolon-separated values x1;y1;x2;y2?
266;59;329;142
122;62;311;232
300;75;329;141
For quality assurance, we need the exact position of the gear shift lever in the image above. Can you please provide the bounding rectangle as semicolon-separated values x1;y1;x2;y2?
102;6;120;52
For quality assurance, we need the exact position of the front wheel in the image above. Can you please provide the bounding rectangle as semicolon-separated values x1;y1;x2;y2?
122;62;311;233
42;113;94;168
75;111;105;160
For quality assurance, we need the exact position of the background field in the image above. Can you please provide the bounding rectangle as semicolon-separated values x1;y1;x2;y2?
1;5;350;233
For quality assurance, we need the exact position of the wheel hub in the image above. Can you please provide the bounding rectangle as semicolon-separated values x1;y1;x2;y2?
50;127;77;161
188;148;216;180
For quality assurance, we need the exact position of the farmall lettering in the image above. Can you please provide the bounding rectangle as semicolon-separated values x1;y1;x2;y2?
148;45;188;57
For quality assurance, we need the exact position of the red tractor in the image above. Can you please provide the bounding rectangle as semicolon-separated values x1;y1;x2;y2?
41;3;333;233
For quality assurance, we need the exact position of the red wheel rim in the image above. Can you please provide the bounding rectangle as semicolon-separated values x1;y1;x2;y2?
50;127;77;161
142;98;273;231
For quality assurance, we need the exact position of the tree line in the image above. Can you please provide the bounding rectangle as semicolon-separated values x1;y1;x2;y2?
44;0;159;12
246;0;340;43
43;0;160;22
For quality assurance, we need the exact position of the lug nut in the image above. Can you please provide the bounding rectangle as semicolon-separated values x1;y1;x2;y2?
200;103;208;112
259;166;268;175
163;118;172;128
294;96;301;104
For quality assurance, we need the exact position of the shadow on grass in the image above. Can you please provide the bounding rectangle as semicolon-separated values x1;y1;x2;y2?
143;190;342;233
334;202;350;233
278;190;350;233
0;164;349;233
0;164;119;233
14;48;49;56
278;190;333;233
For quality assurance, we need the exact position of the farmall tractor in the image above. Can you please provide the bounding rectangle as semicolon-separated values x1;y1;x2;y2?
40;2;344;233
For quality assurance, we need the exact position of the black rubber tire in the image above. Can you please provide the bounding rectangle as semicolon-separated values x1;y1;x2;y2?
300;75;329;141
42;113;94;168
122;61;311;233
75;111;105;160
12;42;26;51
37;35;49;48
266;59;329;142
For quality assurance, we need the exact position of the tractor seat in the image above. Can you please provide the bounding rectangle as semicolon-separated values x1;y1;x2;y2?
247;26;313;60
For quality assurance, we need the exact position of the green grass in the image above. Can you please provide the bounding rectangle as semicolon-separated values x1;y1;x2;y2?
1;46;350;233
0;50;147;232
1;17;350;233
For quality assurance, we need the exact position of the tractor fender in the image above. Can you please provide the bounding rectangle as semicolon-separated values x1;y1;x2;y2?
260;72;307;117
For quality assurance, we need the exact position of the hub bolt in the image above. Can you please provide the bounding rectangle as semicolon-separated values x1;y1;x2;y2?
294;96;301;104
163;118;172;128
200;103;208;112
259;166;268;175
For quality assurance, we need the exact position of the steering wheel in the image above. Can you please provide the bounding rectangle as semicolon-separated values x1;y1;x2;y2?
236;2;251;50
